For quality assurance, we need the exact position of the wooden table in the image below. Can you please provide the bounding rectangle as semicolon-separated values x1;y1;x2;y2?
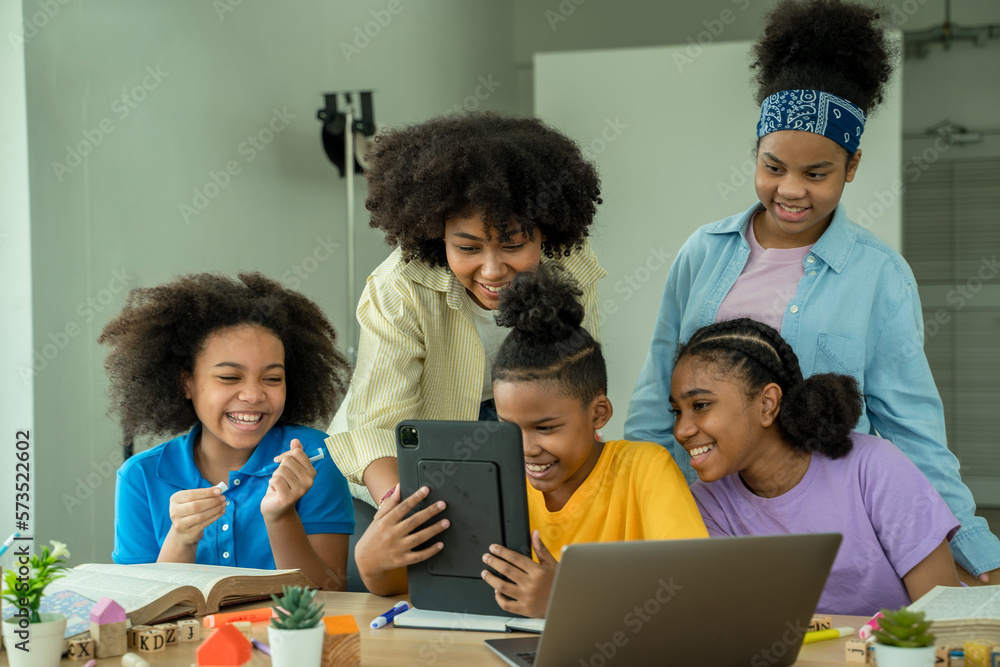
0;593;868;666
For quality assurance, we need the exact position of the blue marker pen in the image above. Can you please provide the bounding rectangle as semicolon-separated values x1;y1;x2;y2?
259;447;325;476
370;601;410;629
0;532;21;559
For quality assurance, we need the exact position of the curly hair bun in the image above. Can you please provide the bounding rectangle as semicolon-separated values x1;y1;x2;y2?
751;0;895;113
780;373;863;459
495;264;584;344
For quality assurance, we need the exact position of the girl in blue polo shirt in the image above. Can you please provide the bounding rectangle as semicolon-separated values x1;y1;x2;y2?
102;272;354;589
625;0;1000;580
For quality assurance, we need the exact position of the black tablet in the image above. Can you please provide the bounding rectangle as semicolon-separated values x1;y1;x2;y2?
396;419;531;616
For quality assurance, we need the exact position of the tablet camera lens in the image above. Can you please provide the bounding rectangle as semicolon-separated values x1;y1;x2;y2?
400;426;419;448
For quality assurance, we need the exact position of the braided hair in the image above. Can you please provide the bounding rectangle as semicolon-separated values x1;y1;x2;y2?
492;263;606;404
675;318;862;459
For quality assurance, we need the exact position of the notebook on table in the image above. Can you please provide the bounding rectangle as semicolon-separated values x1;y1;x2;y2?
485;533;842;667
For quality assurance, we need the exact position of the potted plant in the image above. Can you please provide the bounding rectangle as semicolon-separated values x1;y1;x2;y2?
1;541;71;667
267;585;326;667
872;606;937;667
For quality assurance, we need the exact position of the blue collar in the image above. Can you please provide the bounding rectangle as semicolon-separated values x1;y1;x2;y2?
706;203;857;274
154;423;288;488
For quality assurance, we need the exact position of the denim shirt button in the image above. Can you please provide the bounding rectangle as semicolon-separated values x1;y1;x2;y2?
789;305;799;314
808;271;816;276
806;255;816;264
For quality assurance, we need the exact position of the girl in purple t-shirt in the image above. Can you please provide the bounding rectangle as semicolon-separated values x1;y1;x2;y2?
669;318;960;616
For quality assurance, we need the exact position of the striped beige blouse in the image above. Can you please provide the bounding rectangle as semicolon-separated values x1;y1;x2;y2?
325;243;606;503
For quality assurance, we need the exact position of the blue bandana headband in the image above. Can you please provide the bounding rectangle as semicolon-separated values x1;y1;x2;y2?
757;90;866;154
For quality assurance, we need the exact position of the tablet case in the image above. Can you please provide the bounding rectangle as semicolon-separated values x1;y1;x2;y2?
396;419;531;616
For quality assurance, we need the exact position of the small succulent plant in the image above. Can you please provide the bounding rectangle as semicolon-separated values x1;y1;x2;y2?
872;607;936;648
270;585;324;630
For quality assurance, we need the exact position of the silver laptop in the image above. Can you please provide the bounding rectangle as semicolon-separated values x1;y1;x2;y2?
486;533;841;667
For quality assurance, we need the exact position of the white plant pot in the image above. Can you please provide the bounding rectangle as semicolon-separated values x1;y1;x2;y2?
267;624;326;667
873;643;937;667
2;613;67;667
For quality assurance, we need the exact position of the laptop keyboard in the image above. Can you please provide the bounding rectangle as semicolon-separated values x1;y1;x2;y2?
516;651;538;665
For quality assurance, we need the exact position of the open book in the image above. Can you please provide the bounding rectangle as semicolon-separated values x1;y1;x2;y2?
45;563;314;627
908;585;1000;644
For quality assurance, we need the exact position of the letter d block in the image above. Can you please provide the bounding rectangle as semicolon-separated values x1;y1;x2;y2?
68;637;96;661
177;618;201;642
154;623;178;645
138;628;166;653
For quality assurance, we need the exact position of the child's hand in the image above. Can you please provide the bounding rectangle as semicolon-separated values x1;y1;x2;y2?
260;438;316;522
481;530;558;618
165;487;226;547
355;485;449;581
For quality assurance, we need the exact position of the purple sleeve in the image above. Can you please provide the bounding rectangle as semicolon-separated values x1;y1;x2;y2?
859;439;960;579
690;480;735;537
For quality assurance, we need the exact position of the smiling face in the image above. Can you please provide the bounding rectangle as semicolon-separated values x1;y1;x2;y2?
183;324;286;461
443;213;543;310
754;130;861;248
668;356;772;483
493;380;612;511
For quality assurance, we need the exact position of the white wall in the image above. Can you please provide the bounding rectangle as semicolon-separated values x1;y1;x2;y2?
21;0;516;564
535;42;902;437
1;0;34;565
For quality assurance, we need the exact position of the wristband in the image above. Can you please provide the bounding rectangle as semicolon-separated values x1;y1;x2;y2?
378;487;396;507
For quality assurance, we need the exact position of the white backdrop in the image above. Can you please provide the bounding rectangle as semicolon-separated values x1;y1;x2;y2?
535;40;902;438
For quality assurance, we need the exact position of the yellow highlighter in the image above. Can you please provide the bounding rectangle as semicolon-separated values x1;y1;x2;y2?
802;627;854;644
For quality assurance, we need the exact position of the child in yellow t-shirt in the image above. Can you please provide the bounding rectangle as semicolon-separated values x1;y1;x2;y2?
478;263;707;616
356;265;706;615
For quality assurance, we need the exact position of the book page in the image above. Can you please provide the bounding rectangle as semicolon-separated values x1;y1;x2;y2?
47;569;197;613
909;585;1000;619
72;563;299;599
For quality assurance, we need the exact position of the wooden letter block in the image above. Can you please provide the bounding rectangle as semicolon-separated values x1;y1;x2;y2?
322;615;361;667
128;625;151;649
137;628;167;653
92;620;127;658
845;638;869;664
808;615;832;633
154;623;179;645
177;619;201;643
230;621;252;639
966;640;992;667
68;637;96;661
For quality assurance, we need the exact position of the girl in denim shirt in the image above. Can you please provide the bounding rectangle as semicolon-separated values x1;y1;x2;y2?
626;0;1000;580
